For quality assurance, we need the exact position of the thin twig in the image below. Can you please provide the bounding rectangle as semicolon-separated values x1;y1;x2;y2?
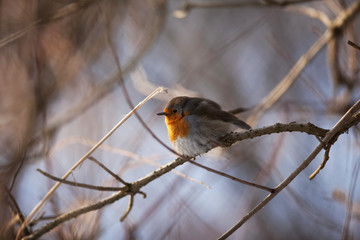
348;40;360;51
37;169;125;191
308;145;331;180
120;195;135;222
188;160;274;193
310;112;360;179
88;156;128;185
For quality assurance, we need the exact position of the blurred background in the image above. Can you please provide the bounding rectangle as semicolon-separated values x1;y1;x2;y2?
1;0;360;239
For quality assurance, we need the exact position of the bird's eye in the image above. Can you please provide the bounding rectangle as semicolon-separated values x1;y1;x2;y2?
172;109;177;113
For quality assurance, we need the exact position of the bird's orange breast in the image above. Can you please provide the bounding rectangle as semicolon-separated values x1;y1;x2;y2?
165;114;190;142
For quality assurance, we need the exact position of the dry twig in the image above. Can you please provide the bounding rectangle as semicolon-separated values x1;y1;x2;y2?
188;160;274;192
120;195;135;222
36;169;124;192
88;156;128;186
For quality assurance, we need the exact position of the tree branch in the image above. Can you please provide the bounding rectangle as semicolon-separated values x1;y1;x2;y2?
21;118;349;239
219;122;329;147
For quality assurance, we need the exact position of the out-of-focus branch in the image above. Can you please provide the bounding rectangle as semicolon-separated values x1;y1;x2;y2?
247;29;332;125
247;0;360;126
30;0;167;147
287;5;331;26
0;1;96;49
185;0;316;8
174;0;316;18
5;188;31;236
327;33;345;95
218;98;360;240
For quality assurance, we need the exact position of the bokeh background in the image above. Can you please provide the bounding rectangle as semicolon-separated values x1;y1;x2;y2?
1;0;360;239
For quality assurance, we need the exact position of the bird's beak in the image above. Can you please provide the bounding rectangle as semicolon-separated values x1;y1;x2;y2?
157;112;167;116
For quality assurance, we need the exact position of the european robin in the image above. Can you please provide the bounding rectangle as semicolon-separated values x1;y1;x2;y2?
157;96;251;157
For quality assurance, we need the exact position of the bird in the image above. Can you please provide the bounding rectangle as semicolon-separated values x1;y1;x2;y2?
157;96;251;157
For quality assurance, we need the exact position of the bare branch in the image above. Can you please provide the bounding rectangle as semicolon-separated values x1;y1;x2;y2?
88;156;128;186
188;160;274;193
120;195;135;222
0;2;95;49
308;145;331;180
36;169;125;192
219;122;329;147
348;40;360;51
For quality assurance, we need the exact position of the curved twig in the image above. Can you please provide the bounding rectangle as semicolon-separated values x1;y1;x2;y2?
188;160;274;192
120;194;135;222
36;169;125;192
